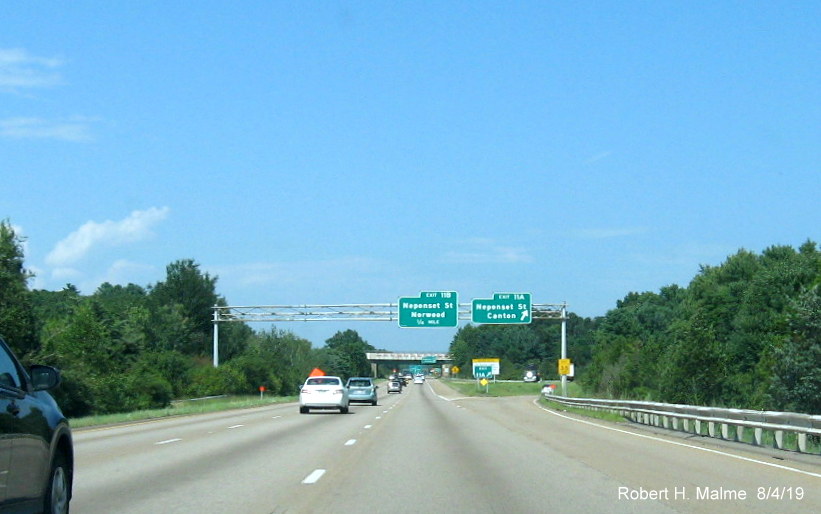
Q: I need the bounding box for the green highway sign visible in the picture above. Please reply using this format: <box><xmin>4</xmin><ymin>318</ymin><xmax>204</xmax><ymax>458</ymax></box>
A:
<box><xmin>472</xmin><ymin>292</ymin><xmax>532</xmax><ymax>324</ymax></box>
<box><xmin>474</xmin><ymin>365</ymin><xmax>493</xmax><ymax>379</ymax></box>
<box><xmin>398</xmin><ymin>291</ymin><xmax>458</xmax><ymax>328</ymax></box>
<box><xmin>421</xmin><ymin>355</ymin><xmax>437</xmax><ymax>364</ymax></box>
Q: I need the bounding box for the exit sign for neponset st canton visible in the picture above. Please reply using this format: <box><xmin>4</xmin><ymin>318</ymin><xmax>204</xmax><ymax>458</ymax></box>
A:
<box><xmin>471</xmin><ymin>292</ymin><xmax>532</xmax><ymax>324</ymax></box>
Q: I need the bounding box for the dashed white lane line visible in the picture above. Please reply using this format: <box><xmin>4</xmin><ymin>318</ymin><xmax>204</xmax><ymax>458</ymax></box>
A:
<box><xmin>155</xmin><ymin>438</ymin><xmax>181</xmax><ymax>445</ymax></box>
<box><xmin>272</xmin><ymin>416</ymin><xmax>282</xmax><ymax>419</ymax></box>
<box><xmin>228</xmin><ymin>424</ymin><xmax>244</xmax><ymax>429</ymax></box>
<box><xmin>363</xmin><ymin>424</ymin><xmax>373</xmax><ymax>429</ymax></box>
<box><xmin>302</xmin><ymin>469</ymin><xmax>326</xmax><ymax>484</ymax></box>
<box><xmin>345</xmin><ymin>439</ymin><xmax>357</xmax><ymax>446</ymax></box>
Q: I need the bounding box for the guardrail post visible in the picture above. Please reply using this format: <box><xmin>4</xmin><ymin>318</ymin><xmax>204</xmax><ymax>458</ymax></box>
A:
<box><xmin>754</xmin><ymin>427</ymin><xmax>763</xmax><ymax>446</ymax></box>
<box><xmin>721</xmin><ymin>423</ymin><xmax>730</xmax><ymax>440</ymax></box>
<box><xmin>708</xmin><ymin>421</ymin><xmax>716</xmax><ymax>437</ymax></box>
<box><xmin>736</xmin><ymin>425</ymin><xmax>745</xmax><ymax>443</ymax></box>
<box><xmin>798</xmin><ymin>433</ymin><xmax>808</xmax><ymax>453</ymax></box>
<box><xmin>695</xmin><ymin>419</ymin><xmax>702</xmax><ymax>434</ymax></box>
<box><xmin>774</xmin><ymin>430</ymin><xmax>784</xmax><ymax>450</ymax></box>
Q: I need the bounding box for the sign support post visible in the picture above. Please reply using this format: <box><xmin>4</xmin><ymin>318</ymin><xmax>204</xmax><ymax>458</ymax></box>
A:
<box><xmin>561</xmin><ymin>304</ymin><xmax>567</xmax><ymax>396</ymax></box>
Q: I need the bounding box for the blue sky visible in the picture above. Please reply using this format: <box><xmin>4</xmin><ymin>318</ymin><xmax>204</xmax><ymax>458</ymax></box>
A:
<box><xmin>2</xmin><ymin>2</ymin><xmax>819</xmax><ymax>353</ymax></box>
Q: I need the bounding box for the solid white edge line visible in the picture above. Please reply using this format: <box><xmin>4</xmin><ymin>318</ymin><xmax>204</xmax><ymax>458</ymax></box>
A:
<box><xmin>533</xmin><ymin>398</ymin><xmax>821</xmax><ymax>480</ymax></box>
<box><xmin>302</xmin><ymin>469</ymin><xmax>326</xmax><ymax>484</ymax></box>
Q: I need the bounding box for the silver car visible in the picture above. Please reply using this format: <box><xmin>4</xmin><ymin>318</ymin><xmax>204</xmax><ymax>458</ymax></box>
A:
<box><xmin>346</xmin><ymin>377</ymin><xmax>378</xmax><ymax>405</ymax></box>
<box><xmin>299</xmin><ymin>376</ymin><xmax>350</xmax><ymax>414</ymax></box>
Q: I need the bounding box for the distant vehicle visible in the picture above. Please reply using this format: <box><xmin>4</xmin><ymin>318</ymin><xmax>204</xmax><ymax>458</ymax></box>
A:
<box><xmin>413</xmin><ymin>374</ymin><xmax>425</xmax><ymax>384</ymax></box>
<box><xmin>0</xmin><ymin>336</ymin><xmax>73</xmax><ymax>514</ymax></box>
<box><xmin>387</xmin><ymin>380</ymin><xmax>403</xmax><ymax>393</ymax></box>
<box><xmin>346</xmin><ymin>377</ymin><xmax>378</xmax><ymax>406</ymax></box>
<box><xmin>299</xmin><ymin>376</ymin><xmax>350</xmax><ymax>414</ymax></box>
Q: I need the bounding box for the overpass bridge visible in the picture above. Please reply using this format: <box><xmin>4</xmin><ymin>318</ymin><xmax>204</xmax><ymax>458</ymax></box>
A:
<box><xmin>365</xmin><ymin>352</ymin><xmax>452</xmax><ymax>377</ymax></box>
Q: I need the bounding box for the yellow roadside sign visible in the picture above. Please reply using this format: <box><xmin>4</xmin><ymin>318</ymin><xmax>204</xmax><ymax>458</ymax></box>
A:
<box><xmin>558</xmin><ymin>358</ymin><xmax>572</xmax><ymax>376</ymax></box>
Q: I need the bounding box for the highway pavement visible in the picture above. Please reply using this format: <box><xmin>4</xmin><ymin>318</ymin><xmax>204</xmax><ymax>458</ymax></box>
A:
<box><xmin>71</xmin><ymin>380</ymin><xmax>821</xmax><ymax>513</ymax></box>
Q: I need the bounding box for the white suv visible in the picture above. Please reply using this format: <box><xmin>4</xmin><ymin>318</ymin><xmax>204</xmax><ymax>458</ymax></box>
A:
<box><xmin>299</xmin><ymin>376</ymin><xmax>350</xmax><ymax>414</ymax></box>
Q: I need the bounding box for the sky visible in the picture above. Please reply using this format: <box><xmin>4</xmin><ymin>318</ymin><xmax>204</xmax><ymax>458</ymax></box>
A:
<box><xmin>2</xmin><ymin>2</ymin><xmax>819</xmax><ymax>353</ymax></box>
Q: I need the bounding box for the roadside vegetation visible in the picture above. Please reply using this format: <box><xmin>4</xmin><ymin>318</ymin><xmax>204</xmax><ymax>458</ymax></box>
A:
<box><xmin>1</xmin><ymin>220</ymin><xmax>385</xmax><ymax>418</ymax></box>
<box><xmin>447</xmin><ymin>241</ymin><xmax>821</xmax><ymax>415</ymax></box>
<box><xmin>1</xmin><ymin>218</ymin><xmax>820</xmax><ymax>418</ymax></box>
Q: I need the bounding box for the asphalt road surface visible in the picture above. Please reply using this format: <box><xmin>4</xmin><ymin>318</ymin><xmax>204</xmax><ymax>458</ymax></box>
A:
<box><xmin>72</xmin><ymin>380</ymin><xmax>821</xmax><ymax>513</ymax></box>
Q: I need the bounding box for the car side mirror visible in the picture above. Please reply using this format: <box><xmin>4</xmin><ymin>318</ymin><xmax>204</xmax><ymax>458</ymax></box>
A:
<box><xmin>30</xmin><ymin>365</ymin><xmax>61</xmax><ymax>391</ymax></box>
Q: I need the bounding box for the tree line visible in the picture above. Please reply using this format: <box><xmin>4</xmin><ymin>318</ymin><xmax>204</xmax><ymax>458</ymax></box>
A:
<box><xmin>582</xmin><ymin>241</ymin><xmax>821</xmax><ymax>414</ymax></box>
<box><xmin>3</xmin><ymin>219</ymin><xmax>819</xmax><ymax>415</ymax></box>
<box><xmin>446</xmin><ymin>240</ymin><xmax>820</xmax><ymax>414</ymax></box>
<box><xmin>0</xmin><ymin>220</ymin><xmax>378</xmax><ymax>417</ymax></box>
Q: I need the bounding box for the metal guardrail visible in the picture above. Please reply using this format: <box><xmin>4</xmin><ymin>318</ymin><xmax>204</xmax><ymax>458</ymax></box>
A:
<box><xmin>544</xmin><ymin>395</ymin><xmax>821</xmax><ymax>454</ymax></box>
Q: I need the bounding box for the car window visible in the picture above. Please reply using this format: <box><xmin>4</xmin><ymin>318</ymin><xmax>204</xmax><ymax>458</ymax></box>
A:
<box><xmin>307</xmin><ymin>377</ymin><xmax>340</xmax><ymax>386</ymax></box>
<box><xmin>0</xmin><ymin>346</ymin><xmax>22</xmax><ymax>389</ymax></box>
<box><xmin>349</xmin><ymin>380</ymin><xmax>370</xmax><ymax>387</ymax></box>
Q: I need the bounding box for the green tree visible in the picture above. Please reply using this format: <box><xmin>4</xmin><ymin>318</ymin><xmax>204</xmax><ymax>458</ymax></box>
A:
<box><xmin>0</xmin><ymin>220</ymin><xmax>38</xmax><ymax>358</ymax></box>
<box><xmin>149</xmin><ymin>259</ymin><xmax>224</xmax><ymax>356</ymax></box>
<box><xmin>770</xmin><ymin>286</ymin><xmax>821</xmax><ymax>413</ymax></box>
<box><xmin>322</xmin><ymin>329</ymin><xmax>374</xmax><ymax>378</ymax></box>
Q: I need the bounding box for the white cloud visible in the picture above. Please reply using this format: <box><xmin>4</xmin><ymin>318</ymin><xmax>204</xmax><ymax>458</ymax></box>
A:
<box><xmin>46</xmin><ymin>207</ymin><xmax>170</xmax><ymax>267</ymax></box>
<box><xmin>50</xmin><ymin>267</ymin><xmax>82</xmax><ymax>281</ymax></box>
<box><xmin>575</xmin><ymin>227</ymin><xmax>648</xmax><ymax>239</ymax></box>
<box><xmin>583</xmin><ymin>151</ymin><xmax>612</xmax><ymax>165</ymax></box>
<box><xmin>441</xmin><ymin>239</ymin><xmax>533</xmax><ymax>264</ymax></box>
<box><xmin>0</xmin><ymin>48</ymin><xmax>64</xmax><ymax>90</ymax></box>
<box><xmin>218</xmin><ymin>257</ymin><xmax>383</xmax><ymax>288</ymax></box>
<box><xmin>0</xmin><ymin>117</ymin><xmax>95</xmax><ymax>142</ymax></box>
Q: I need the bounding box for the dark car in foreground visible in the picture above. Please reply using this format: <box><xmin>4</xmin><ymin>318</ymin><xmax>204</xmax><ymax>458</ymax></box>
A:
<box><xmin>0</xmin><ymin>336</ymin><xmax>73</xmax><ymax>514</ymax></box>
<box><xmin>346</xmin><ymin>377</ymin><xmax>378</xmax><ymax>405</ymax></box>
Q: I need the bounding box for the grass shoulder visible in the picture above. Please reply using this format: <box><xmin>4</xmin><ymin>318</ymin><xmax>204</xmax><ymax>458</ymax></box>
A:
<box><xmin>442</xmin><ymin>379</ymin><xmax>626</xmax><ymax>423</ymax></box>
<box><xmin>443</xmin><ymin>379</ymin><xmax>584</xmax><ymax>397</ymax></box>
<box><xmin>70</xmin><ymin>394</ymin><xmax>297</xmax><ymax>429</ymax></box>
<box><xmin>539</xmin><ymin>396</ymin><xmax>628</xmax><ymax>423</ymax></box>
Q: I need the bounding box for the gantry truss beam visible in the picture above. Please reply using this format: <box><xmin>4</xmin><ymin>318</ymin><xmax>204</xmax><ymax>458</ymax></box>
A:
<box><xmin>213</xmin><ymin>303</ymin><xmax>567</xmax><ymax>323</ymax></box>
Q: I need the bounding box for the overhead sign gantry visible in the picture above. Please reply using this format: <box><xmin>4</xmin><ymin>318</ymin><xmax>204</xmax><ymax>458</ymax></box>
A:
<box><xmin>212</xmin><ymin>294</ymin><xmax>568</xmax><ymax>393</ymax></box>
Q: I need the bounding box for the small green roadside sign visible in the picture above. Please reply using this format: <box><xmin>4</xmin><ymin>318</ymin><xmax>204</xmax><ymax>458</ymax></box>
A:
<box><xmin>474</xmin><ymin>365</ymin><xmax>493</xmax><ymax>379</ymax></box>
<box><xmin>398</xmin><ymin>291</ymin><xmax>458</xmax><ymax>328</ymax></box>
<box><xmin>472</xmin><ymin>292</ymin><xmax>532</xmax><ymax>324</ymax></box>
